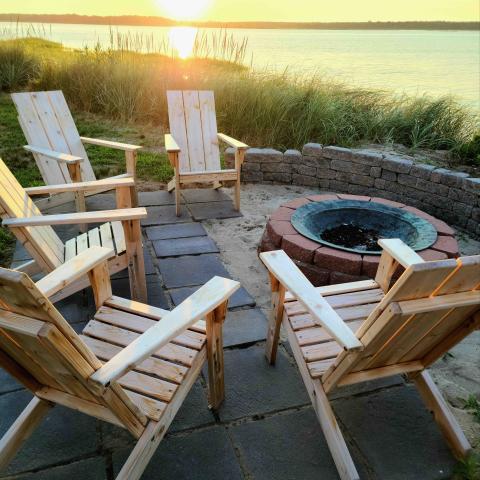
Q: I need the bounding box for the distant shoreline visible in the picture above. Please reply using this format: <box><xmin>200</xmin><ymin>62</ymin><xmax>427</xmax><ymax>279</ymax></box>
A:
<box><xmin>0</xmin><ymin>14</ymin><xmax>479</xmax><ymax>30</ymax></box>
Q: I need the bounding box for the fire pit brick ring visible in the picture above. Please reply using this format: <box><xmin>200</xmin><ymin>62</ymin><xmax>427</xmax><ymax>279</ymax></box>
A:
<box><xmin>259</xmin><ymin>193</ymin><xmax>459</xmax><ymax>286</ymax></box>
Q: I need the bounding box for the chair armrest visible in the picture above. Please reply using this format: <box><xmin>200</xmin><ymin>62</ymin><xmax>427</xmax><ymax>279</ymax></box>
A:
<box><xmin>25</xmin><ymin>177</ymin><xmax>135</xmax><ymax>196</ymax></box>
<box><xmin>24</xmin><ymin>145</ymin><xmax>83</xmax><ymax>164</ymax></box>
<box><xmin>260</xmin><ymin>250</ymin><xmax>363</xmax><ymax>351</ymax></box>
<box><xmin>89</xmin><ymin>276</ymin><xmax>240</xmax><ymax>388</ymax></box>
<box><xmin>2</xmin><ymin>208</ymin><xmax>147</xmax><ymax>227</ymax></box>
<box><xmin>217</xmin><ymin>133</ymin><xmax>249</xmax><ymax>150</ymax></box>
<box><xmin>165</xmin><ymin>134</ymin><xmax>181</xmax><ymax>153</ymax></box>
<box><xmin>80</xmin><ymin>137</ymin><xmax>142</xmax><ymax>152</ymax></box>
<box><xmin>378</xmin><ymin>239</ymin><xmax>425</xmax><ymax>268</ymax></box>
<box><xmin>36</xmin><ymin>246</ymin><xmax>114</xmax><ymax>298</ymax></box>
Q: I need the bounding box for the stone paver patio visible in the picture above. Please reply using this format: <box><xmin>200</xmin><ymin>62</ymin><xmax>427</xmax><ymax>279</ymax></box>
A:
<box><xmin>0</xmin><ymin>188</ymin><xmax>464</xmax><ymax>480</ymax></box>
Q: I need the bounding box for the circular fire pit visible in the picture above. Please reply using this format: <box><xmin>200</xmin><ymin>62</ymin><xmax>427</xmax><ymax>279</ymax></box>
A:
<box><xmin>291</xmin><ymin>199</ymin><xmax>437</xmax><ymax>255</ymax></box>
<box><xmin>260</xmin><ymin>193</ymin><xmax>459</xmax><ymax>286</ymax></box>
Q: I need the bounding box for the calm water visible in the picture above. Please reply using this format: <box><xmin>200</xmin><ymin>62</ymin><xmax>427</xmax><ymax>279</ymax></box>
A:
<box><xmin>2</xmin><ymin>22</ymin><xmax>479</xmax><ymax>109</ymax></box>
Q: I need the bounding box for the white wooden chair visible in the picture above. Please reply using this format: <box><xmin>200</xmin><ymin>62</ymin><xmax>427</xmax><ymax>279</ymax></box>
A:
<box><xmin>11</xmin><ymin>90</ymin><xmax>142</xmax><ymax>211</ymax></box>
<box><xmin>165</xmin><ymin>90</ymin><xmax>248</xmax><ymax>215</ymax></box>
<box><xmin>0</xmin><ymin>156</ymin><xmax>148</xmax><ymax>302</ymax></box>
<box><xmin>0</xmin><ymin>245</ymin><xmax>240</xmax><ymax>480</ymax></box>
<box><xmin>260</xmin><ymin>240</ymin><xmax>480</xmax><ymax>480</ymax></box>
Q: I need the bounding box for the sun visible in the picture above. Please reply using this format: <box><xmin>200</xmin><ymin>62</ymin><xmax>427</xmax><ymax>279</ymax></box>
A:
<box><xmin>156</xmin><ymin>0</ymin><xmax>212</xmax><ymax>21</ymax></box>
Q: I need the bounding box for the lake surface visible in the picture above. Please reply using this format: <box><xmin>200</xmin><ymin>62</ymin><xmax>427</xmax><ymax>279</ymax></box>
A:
<box><xmin>2</xmin><ymin>22</ymin><xmax>479</xmax><ymax>109</ymax></box>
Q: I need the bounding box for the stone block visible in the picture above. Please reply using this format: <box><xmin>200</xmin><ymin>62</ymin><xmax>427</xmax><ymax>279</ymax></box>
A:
<box><xmin>463</xmin><ymin>177</ymin><xmax>480</xmax><ymax>193</ymax></box>
<box><xmin>293</xmin><ymin>163</ymin><xmax>315</xmax><ymax>176</ymax></box>
<box><xmin>370</xmin><ymin>166</ymin><xmax>382</xmax><ymax>178</ymax></box>
<box><xmin>330</xmin><ymin>271</ymin><xmax>366</xmax><ymax>284</ymax></box>
<box><xmin>397</xmin><ymin>174</ymin><xmax>418</xmax><ymax>188</ymax></box>
<box><xmin>410</xmin><ymin>163</ymin><xmax>436</xmax><ymax>179</ymax></box>
<box><xmin>242</xmin><ymin>171</ymin><xmax>263</xmax><ymax>182</ymax></box>
<box><xmin>331</xmin><ymin>159</ymin><xmax>371</xmax><ymax>175</ymax></box>
<box><xmin>266</xmin><ymin>220</ymin><xmax>297</xmax><ymax>246</ymax></box>
<box><xmin>263</xmin><ymin>172</ymin><xmax>292</xmax><ymax>183</ymax></box>
<box><xmin>284</xmin><ymin>149</ymin><xmax>302</xmax><ymax>162</ymax></box>
<box><xmin>329</xmin><ymin>179</ymin><xmax>349</xmax><ymax>192</ymax></box>
<box><xmin>431</xmin><ymin>168</ymin><xmax>469</xmax><ymax>187</ymax></box>
<box><xmin>301</xmin><ymin>155</ymin><xmax>331</xmax><ymax>168</ymax></box>
<box><xmin>374</xmin><ymin>178</ymin><xmax>387</xmax><ymax>189</ymax></box>
<box><xmin>322</xmin><ymin>145</ymin><xmax>353</xmax><ymax>160</ymax></box>
<box><xmin>452</xmin><ymin>202</ymin><xmax>472</xmax><ymax>218</ymax></box>
<box><xmin>281</xmin><ymin>234</ymin><xmax>321</xmax><ymax>263</ymax></box>
<box><xmin>381</xmin><ymin>169</ymin><xmax>397</xmax><ymax>181</ymax></box>
<box><xmin>381</xmin><ymin>155</ymin><xmax>413</xmax><ymax>173</ymax></box>
<box><xmin>362</xmin><ymin>255</ymin><xmax>380</xmax><ymax>278</ymax></box>
<box><xmin>350</xmin><ymin>149</ymin><xmax>383</xmax><ymax>166</ymax></box>
<box><xmin>242</xmin><ymin>161</ymin><xmax>261</xmax><ymax>172</ymax></box>
<box><xmin>218</xmin><ymin>345</ymin><xmax>309</xmax><ymax>421</ymax></box>
<box><xmin>295</xmin><ymin>260</ymin><xmax>331</xmax><ymax>286</ymax></box>
<box><xmin>292</xmin><ymin>174</ymin><xmax>319</xmax><ymax>187</ymax></box>
<box><xmin>314</xmin><ymin>247</ymin><xmax>363</xmax><ymax>275</ymax></box>
<box><xmin>245</xmin><ymin>148</ymin><xmax>283</xmax><ymax>163</ymax></box>
<box><xmin>262</xmin><ymin>162</ymin><xmax>292</xmax><ymax>173</ymax></box>
<box><xmin>432</xmin><ymin>235</ymin><xmax>459</xmax><ymax>258</ymax></box>
<box><xmin>350</xmin><ymin>174</ymin><xmax>374</xmax><ymax>187</ymax></box>
<box><xmin>302</xmin><ymin>142</ymin><xmax>323</xmax><ymax>157</ymax></box>
<box><xmin>316</xmin><ymin>168</ymin><xmax>336</xmax><ymax>179</ymax></box>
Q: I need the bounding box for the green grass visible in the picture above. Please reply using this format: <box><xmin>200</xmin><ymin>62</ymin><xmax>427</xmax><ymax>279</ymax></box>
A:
<box><xmin>453</xmin><ymin>454</ymin><xmax>480</xmax><ymax>480</ymax></box>
<box><xmin>464</xmin><ymin>394</ymin><xmax>480</xmax><ymax>423</ymax></box>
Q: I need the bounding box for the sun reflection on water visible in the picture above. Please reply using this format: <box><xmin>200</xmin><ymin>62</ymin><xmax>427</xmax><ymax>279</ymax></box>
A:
<box><xmin>169</xmin><ymin>27</ymin><xmax>198</xmax><ymax>59</ymax></box>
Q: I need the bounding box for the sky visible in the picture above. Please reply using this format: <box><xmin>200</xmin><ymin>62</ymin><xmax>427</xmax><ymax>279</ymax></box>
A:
<box><xmin>1</xmin><ymin>0</ymin><xmax>479</xmax><ymax>22</ymax></box>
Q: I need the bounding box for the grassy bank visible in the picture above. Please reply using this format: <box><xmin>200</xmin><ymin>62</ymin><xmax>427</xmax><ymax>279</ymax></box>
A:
<box><xmin>0</xmin><ymin>36</ymin><xmax>478</xmax><ymax>165</ymax></box>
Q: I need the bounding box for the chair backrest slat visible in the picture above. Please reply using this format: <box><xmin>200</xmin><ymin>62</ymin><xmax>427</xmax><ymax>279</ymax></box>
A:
<box><xmin>0</xmin><ymin>157</ymin><xmax>64</xmax><ymax>269</ymax></box>
<box><xmin>11</xmin><ymin>91</ymin><xmax>96</xmax><ymax>185</ymax></box>
<box><xmin>166</xmin><ymin>90</ymin><xmax>221</xmax><ymax>173</ymax></box>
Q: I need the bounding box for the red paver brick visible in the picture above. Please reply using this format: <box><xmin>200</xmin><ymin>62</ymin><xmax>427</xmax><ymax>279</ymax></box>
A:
<box><xmin>282</xmin><ymin>234</ymin><xmax>320</xmax><ymax>263</ymax></box>
<box><xmin>337</xmin><ymin>194</ymin><xmax>371</xmax><ymax>202</ymax></box>
<box><xmin>431</xmin><ymin>236</ymin><xmax>459</xmax><ymax>258</ymax></box>
<box><xmin>270</xmin><ymin>207</ymin><xmax>294</xmax><ymax>221</ymax></box>
<box><xmin>266</xmin><ymin>220</ymin><xmax>297</xmax><ymax>246</ymax></box>
<box><xmin>330</xmin><ymin>271</ymin><xmax>367</xmax><ymax>285</ymax></box>
<box><xmin>429</xmin><ymin>218</ymin><xmax>455</xmax><ymax>237</ymax></box>
<box><xmin>418</xmin><ymin>249</ymin><xmax>448</xmax><ymax>262</ymax></box>
<box><xmin>314</xmin><ymin>247</ymin><xmax>363</xmax><ymax>275</ymax></box>
<box><xmin>295</xmin><ymin>261</ymin><xmax>330</xmax><ymax>286</ymax></box>
<box><xmin>361</xmin><ymin>255</ymin><xmax>381</xmax><ymax>278</ymax></box>
<box><xmin>281</xmin><ymin>197</ymin><xmax>312</xmax><ymax>210</ymax></box>
<box><xmin>370</xmin><ymin>197</ymin><xmax>406</xmax><ymax>208</ymax></box>
<box><xmin>259</xmin><ymin>230</ymin><xmax>278</xmax><ymax>253</ymax></box>
<box><xmin>306</xmin><ymin>193</ymin><xmax>339</xmax><ymax>202</ymax></box>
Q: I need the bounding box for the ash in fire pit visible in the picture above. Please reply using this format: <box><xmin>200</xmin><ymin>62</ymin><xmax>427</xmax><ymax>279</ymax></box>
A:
<box><xmin>291</xmin><ymin>200</ymin><xmax>437</xmax><ymax>255</ymax></box>
<box><xmin>322</xmin><ymin>223</ymin><xmax>381</xmax><ymax>251</ymax></box>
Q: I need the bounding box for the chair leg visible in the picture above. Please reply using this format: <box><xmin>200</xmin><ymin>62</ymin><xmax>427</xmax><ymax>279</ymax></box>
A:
<box><xmin>206</xmin><ymin>301</ymin><xmax>228</xmax><ymax>410</ymax></box>
<box><xmin>312</xmin><ymin>380</ymin><xmax>360</xmax><ymax>480</ymax></box>
<box><xmin>265</xmin><ymin>276</ymin><xmax>286</xmax><ymax>365</ymax></box>
<box><xmin>411</xmin><ymin>370</ymin><xmax>471</xmax><ymax>459</ymax></box>
<box><xmin>0</xmin><ymin>397</ymin><xmax>53</xmax><ymax>470</ymax></box>
<box><xmin>174</xmin><ymin>177</ymin><xmax>181</xmax><ymax>217</ymax></box>
<box><xmin>122</xmin><ymin>219</ymin><xmax>148</xmax><ymax>303</ymax></box>
<box><xmin>167</xmin><ymin>178</ymin><xmax>176</xmax><ymax>192</ymax></box>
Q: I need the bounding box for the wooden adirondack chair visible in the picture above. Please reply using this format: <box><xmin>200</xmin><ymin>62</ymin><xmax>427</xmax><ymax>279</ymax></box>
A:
<box><xmin>165</xmin><ymin>90</ymin><xmax>249</xmax><ymax>215</ymax></box>
<box><xmin>0</xmin><ymin>245</ymin><xmax>240</xmax><ymax>480</ymax></box>
<box><xmin>260</xmin><ymin>239</ymin><xmax>480</xmax><ymax>480</ymax></box>
<box><xmin>11</xmin><ymin>90</ymin><xmax>142</xmax><ymax>210</ymax></box>
<box><xmin>0</xmin><ymin>156</ymin><xmax>148</xmax><ymax>303</ymax></box>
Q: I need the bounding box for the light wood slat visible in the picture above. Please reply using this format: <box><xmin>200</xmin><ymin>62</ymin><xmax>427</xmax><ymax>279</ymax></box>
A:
<box><xmin>290</xmin><ymin>303</ymin><xmax>377</xmax><ymax>330</ymax></box>
<box><xmin>296</xmin><ymin>320</ymin><xmax>364</xmax><ymax>347</ymax></box>
<box><xmin>433</xmin><ymin>256</ymin><xmax>480</xmax><ymax>295</ymax></box>
<box><xmin>94</xmin><ymin>306</ymin><xmax>206</xmax><ymax>351</ymax></box>
<box><xmin>217</xmin><ymin>133</ymin><xmax>249</xmax><ymax>150</ymax></box>
<box><xmin>337</xmin><ymin>361</ymin><xmax>424</xmax><ymax>385</ymax></box>
<box><xmin>377</xmin><ymin>239</ymin><xmax>424</xmax><ymax>268</ymax></box>
<box><xmin>76</xmin><ymin>232</ymin><xmax>89</xmax><ymax>254</ymax></box>
<box><xmin>198</xmin><ymin>91</ymin><xmax>221</xmax><ymax>171</ymax></box>
<box><xmin>285</xmin><ymin>289</ymin><xmax>384</xmax><ymax>317</ymax></box>
<box><xmin>81</xmin><ymin>335</ymin><xmax>187</xmax><ymax>384</ymax></box>
<box><xmin>302</xmin><ymin>341</ymin><xmax>343</xmax><ymax>363</ymax></box>
<box><xmin>182</xmin><ymin>91</ymin><xmax>206</xmax><ymax>172</ymax></box>
<box><xmin>88</xmin><ymin>227</ymin><xmax>101</xmax><ymax>247</ymax></box>
<box><xmin>80</xmin><ymin>137</ymin><xmax>142</xmax><ymax>151</ymax></box>
<box><xmin>64</xmin><ymin>238</ymin><xmax>77</xmax><ymax>261</ymax></box>
<box><xmin>307</xmin><ymin>358</ymin><xmax>337</xmax><ymax>378</ymax></box>
<box><xmin>166</xmin><ymin>91</ymin><xmax>190</xmax><ymax>172</ymax></box>
<box><xmin>99</xmin><ymin>223</ymin><xmax>115</xmax><ymax>251</ymax></box>
<box><xmin>46</xmin><ymin>91</ymin><xmax>96</xmax><ymax>182</ymax></box>
<box><xmin>11</xmin><ymin>92</ymin><xmax>67</xmax><ymax>185</ymax></box>
<box><xmin>118</xmin><ymin>370</ymin><xmax>177</xmax><ymax>402</ymax></box>
<box><xmin>112</xmin><ymin>221</ymin><xmax>126</xmax><ymax>254</ymax></box>
<box><xmin>83</xmin><ymin>320</ymin><xmax>197</xmax><ymax>367</ymax></box>
<box><xmin>124</xmin><ymin>390</ymin><xmax>166</xmax><ymax>421</ymax></box>
<box><xmin>285</xmin><ymin>279</ymin><xmax>379</xmax><ymax>302</ymax></box>
<box><xmin>164</xmin><ymin>134</ymin><xmax>180</xmax><ymax>152</ymax></box>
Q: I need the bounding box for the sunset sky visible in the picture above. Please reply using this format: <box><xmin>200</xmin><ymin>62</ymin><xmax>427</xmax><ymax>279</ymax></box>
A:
<box><xmin>2</xmin><ymin>0</ymin><xmax>479</xmax><ymax>22</ymax></box>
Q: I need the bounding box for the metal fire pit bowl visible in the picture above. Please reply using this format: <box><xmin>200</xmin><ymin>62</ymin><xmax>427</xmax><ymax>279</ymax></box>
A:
<box><xmin>291</xmin><ymin>200</ymin><xmax>438</xmax><ymax>255</ymax></box>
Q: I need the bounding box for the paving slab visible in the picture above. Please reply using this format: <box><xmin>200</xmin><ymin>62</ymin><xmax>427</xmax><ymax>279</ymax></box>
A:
<box><xmin>141</xmin><ymin>205</ymin><xmax>192</xmax><ymax>226</ymax></box>
<box><xmin>146</xmin><ymin>222</ymin><xmax>207</xmax><ymax>241</ymax></box>
<box><xmin>168</xmin><ymin>284</ymin><xmax>255</xmax><ymax>310</ymax></box>
<box><xmin>0</xmin><ymin>390</ymin><xmax>98</xmax><ymax>475</ymax></box>
<box><xmin>153</xmin><ymin>236</ymin><xmax>219</xmax><ymax>258</ymax></box>
<box><xmin>85</xmin><ymin>193</ymin><xmax>116</xmax><ymax>210</ymax></box>
<box><xmin>112</xmin><ymin>426</ymin><xmax>243</xmax><ymax>480</ymax></box>
<box><xmin>230</xmin><ymin>408</ymin><xmax>341</xmax><ymax>480</ymax></box>
<box><xmin>110</xmin><ymin>275</ymin><xmax>169</xmax><ymax>309</ymax></box>
<box><xmin>188</xmin><ymin>200</ymin><xmax>243</xmax><ymax>220</ymax></box>
<box><xmin>223</xmin><ymin>308</ymin><xmax>267</xmax><ymax>347</ymax></box>
<box><xmin>159</xmin><ymin>254</ymin><xmax>231</xmax><ymax>289</ymax></box>
<box><xmin>55</xmin><ymin>290</ymin><xmax>92</xmax><ymax>325</ymax></box>
<box><xmin>181</xmin><ymin>188</ymin><xmax>231</xmax><ymax>204</ymax></box>
<box><xmin>0</xmin><ymin>368</ymin><xmax>21</xmax><ymax>395</ymax></box>
<box><xmin>332</xmin><ymin>385</ymin><xmax>456</xmax><ymax>479</ymax></box>
<box><xmin>10</xmin><ymin>457</ymin><xmax>108</xmax><ymax>480</ymax></box>
<box><xmin>112</xmin><ymin>247</ymin><xmax>157</xmax><ymax>278</ymax></box>
<box><xmin>139</xmin><ymin>190</ymin><xmax>176</xmax><ymax>206</ymax></box>
<box><xmin>217</xmin><ymin>344</ymin><xmax>309</xmax><ymax>422</ymax></box>
<box><xmin>329</xmin><ymin>375</ymin><xmax>405</xmax><ymax>400</ymax></box>
<box><xmin>12</xmin><ymin>241</ymin><xmax>31</xmax><ymax>262</ymax></box>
